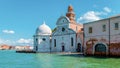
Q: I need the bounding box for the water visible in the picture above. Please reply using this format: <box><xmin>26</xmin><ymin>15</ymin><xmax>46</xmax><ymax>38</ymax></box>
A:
<box><xmin>0</xmin><ymin>50</ymin><xmax>120</xmax><ymax>68</ymax></box>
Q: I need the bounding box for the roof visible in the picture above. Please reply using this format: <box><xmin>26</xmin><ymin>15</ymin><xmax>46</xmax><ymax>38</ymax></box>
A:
<box><xmin>36</xmin><ymin>22</ymin><xmax>52</xmax><ymax>35</ymax></box>
<box><xmin>84</xmin><ymin>14</ymin><xmax>120</xmax><ymax>25</ymax></box>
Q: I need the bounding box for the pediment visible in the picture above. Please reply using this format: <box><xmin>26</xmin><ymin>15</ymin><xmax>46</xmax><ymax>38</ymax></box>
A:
<box><xmin>52</xmin><ymin>28</ymin><xmax>76</xmax><ymax>36</ymax></box>
<box><xmin>56</xmin><ymin>16</ymin><xmax>70</xmax><ymax>25</ymax></box>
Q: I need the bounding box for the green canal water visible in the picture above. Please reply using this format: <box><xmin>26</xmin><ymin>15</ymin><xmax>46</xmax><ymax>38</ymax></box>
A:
<box><xmin>0</xmin><ymin>50</ymin><xmax>120</xmax><ymax>68</ymax></box>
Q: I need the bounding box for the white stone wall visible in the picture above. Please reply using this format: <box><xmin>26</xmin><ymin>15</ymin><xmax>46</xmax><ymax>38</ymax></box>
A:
<box><xmin>84</xmin><ymin>19</ymin><xmax>109</xmax><ymax>37</ymax></box>
<box><xmin>110</xmin><ymin>17</ymin><xmax>120</xmax><ymax>43</ymax></box>
<box><xmin>84</xmin><ymin>16</ymin><xmax>120</xmax><ymax>55</ymax></box>
<box><xmin>51</xmin><ymin>34</ymin><xmax>76</xmax><ymax>52</ymax></box>
<box><xmin>51</xmin><ymin>16</ymin><xmax>78</xmax><ymax>52</ymax></box>
<box><xmin>84</xmin><ymin>19</ymin><xmax>110</xmax><ymax>46</ymax></box>
<box><xmin>84</xmin><ymin>19</ymin><xmax>110</xmax><ymax>54</ymax></box>
<box><xmin>34</xmin><ymin>35</ymin><xmax>51</xmax><ymax>52</ymax></box>
<box><xmin>84</xmin><ymin>16</ymin><xmax>120</xmax><ymax>44</ymax></box>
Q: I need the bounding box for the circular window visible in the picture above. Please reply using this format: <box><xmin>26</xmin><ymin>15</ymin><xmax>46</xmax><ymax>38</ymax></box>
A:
<box><xmin>62</xmin><ymin>28</ymin><xmax>65</xmax><ymax>32</ymax></box>
<box><xmin>42</xmin><ymin>38</ymin><xmax>46</xmax><ymax>41</ymax></box>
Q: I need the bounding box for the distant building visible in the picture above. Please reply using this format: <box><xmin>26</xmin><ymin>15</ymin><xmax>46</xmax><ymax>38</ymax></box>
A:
<box><xmin>0</xmin><ymin>45</ymin><xmax>11</xmax><ymax>50</ymax></box>
<box><xmin>84</xmin><ymin>15</ymin><xmax>120</xmax><ymax>56</ymax></box>
<box><xmin>33</xmin><ymin>5</ymin><xmax>83</xmax><ymax>53</ymax></box>
<box><xmin>15</xmin><ymin>46</ymin><xmax>33</xmax><ymax>50</ymax></box>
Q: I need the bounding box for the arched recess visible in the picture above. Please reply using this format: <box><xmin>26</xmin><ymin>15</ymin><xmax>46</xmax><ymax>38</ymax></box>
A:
<box><xmin>93</xmin><ymin>42</ymin><xmax>108</xmax><ymax>56</ymax></box>
<box><xmin>76</xmin><ymin>43</ymin><xmax>82</xmax><ymax>52</ymax></box>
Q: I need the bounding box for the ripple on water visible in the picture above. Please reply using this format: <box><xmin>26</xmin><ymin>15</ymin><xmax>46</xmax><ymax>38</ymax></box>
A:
<box><xmin>0</xmin><ymin>51</ymin><xmax>120</xmax><ymax>68</ymax></box>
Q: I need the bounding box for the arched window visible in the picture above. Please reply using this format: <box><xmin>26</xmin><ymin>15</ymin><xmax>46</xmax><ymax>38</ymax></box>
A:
<box><xmin>95</xmin><ymin>44</ymin><xmax>106</xmax><ymax>52</ymax></box>
<box><xmin>115</xmin><ymin>23</ymin><xmax>119</xmax><ymax>30</ymax></box>
<box><xmin>54</xmin><ymin>39</ymin><xmax>56</xmax><ymax>47</ymax></box>
<box><xmin>36</xmin><ymin>38</ymin><xmax>38</xmax><ymax>43</ymax></box>
<box><xmin>102</xmin><ymin>25</ymin><xmax>106</xmax><ymax>32</ymax></box>
<box><xmin>71</xmin><ymin>37</ymin><xmax>73</xmax><ymax>46</ymax></box>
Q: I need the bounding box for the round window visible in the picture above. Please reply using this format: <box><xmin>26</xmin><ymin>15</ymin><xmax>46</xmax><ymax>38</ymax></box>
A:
<box><xmin>42</xmin><ymin>38</ymin><xmax>46</xmax><ymax>41</ymax></box>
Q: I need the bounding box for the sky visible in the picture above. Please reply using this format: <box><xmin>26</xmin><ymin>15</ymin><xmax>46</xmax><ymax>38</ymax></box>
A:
<box><xmin>0</xmin><ymin>0</ymin><xmax>120</xmax><ymax>46</ymax></box>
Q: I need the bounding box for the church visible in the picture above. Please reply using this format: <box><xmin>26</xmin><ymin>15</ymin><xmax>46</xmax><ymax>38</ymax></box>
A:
<box><xmin>33</xmin><ymin>5</ymin><xmax>120</xmax><ymax>56</ymax></box>
<box><xmin>33</xmin><ymin>5</ymin><xmax>83</xmax><ymax>53</ymax></box>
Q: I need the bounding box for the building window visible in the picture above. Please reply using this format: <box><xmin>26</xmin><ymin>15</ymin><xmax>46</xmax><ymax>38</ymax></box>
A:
<box><xmin>36</xmin><ymin>38</ymin><xmax>38</xmax><ymax>43</ymax></box>
<box><xmin>54</xmin><ymin>39</ymin><xmax>56</xmax><ymax>47</ymax></box>
<box><xmin>103</xmin><ymin>25</ymin><xmax>106</xmax><ymax>32</ymax></box>
<box><xmin>62</xmin><ymin>27</ymin><xmax>65</xmax><ymax>32</ymax></box>
<box><xmin>71</xmin><ymin>37</ymin><xmax>73</xmax><ymax>46</ymax></box>
<box><xmin>81</xmin><ymin>28</ymin><xmax>83</xmax><ymax>31</ymax></box>
<box><xmin>42</xmin><ymin>38</ymin><xmax>46</xmax><ymax>41</ymax></box>
<box><xmin>115</xmin><ymin>23</ymin><xmax>119</xmax><ymax>30</ymax></box>
<box><xmin>89</xmin><ymin>27</ymin><xmax>92</xmax><ymax>33</ymax></box>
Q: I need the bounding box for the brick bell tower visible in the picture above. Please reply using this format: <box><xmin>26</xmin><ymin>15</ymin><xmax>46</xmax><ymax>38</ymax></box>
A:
<box><xmin>66</xmin><ymin>5</ymin><xmax>76</xmax><ymax>23</ymax></box>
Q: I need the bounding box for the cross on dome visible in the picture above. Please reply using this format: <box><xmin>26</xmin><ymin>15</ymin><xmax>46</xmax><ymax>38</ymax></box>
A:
<box><xmin>43</xmin><ymin>21</ymin><xmax>46</xmax><ymax>25</ymax></box>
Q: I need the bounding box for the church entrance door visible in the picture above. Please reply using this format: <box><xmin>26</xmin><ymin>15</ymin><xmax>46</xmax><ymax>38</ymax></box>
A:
<box><xmin>62</xmin><ymin>46</ymin><xmax>65</xmax><ymax>52</ymax></box>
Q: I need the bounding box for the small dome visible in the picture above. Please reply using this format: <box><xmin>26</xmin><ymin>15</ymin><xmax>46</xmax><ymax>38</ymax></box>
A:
<box><xmin>36</xmin><ymin>22</ymin><xmax>52</xmax><ymax>35</ymax></box>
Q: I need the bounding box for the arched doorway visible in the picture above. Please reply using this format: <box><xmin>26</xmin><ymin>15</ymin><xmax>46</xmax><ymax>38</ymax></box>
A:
<box><xmin>76</xmin><ymin>43</ymin><xmax>81</xmax><ymax>52</ymax></box>
<box><xmin>94</xmin><ymin>43</ymin><xmax>107</xmax><ymax>56</ymax></box>
<box><xmin>62</xmin><ymin>46</ymin><xmax>65</xmax><ymax>52</ymax></box>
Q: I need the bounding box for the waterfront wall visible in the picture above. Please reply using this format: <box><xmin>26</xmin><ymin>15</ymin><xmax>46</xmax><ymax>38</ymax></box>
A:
<box><xmin>84</xmin><ymin>16</ymin><xmax>120</xmax><ymax>56</ymax></box>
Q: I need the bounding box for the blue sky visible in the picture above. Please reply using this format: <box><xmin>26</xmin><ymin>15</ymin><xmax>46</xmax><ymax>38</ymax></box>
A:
<box><xmin>0</xmin><ymin>0</ymin><xmax>120</xmax><ymax>45</ymax></box>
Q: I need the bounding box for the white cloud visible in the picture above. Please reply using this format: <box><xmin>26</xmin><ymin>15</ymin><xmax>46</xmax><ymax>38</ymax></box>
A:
<box><xmin>77</xmin><ymin>11</ymin><xmax>101</xmax><ymax>23</ymax></box>
<box><xmin>77</xmin><ymin>7</ymin><xmax>112</xmax><ymax>23</ymax></box>
<box><xmin>104</xmin><ymin>7</ymin><xmax>111</xmax><ymax>13</ymax></box>
<box><xmin>2</xmin><ymin>30</ymin><xmax>15</xmax><ymax>34</ymax></box>
<box><xmin>17</xmin><ymin>38</ymin><xmax>33</xmax><ymax>44</ymax></box>
<box><xmin>0</xmin><ymin>38</ymin><xmax>33</xmax><ymax>46</ymax></box>
<box><xmin>0</xmin><ymin>39</ymin><xmax>16</xmax><ymax>45</ymax></box>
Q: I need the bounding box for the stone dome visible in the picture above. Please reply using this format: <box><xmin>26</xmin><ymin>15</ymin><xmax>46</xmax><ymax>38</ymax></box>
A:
<box><xmin>36</xmin><ymin>22</ymin><xmax>52</xmax><ymax>35</ymax></box>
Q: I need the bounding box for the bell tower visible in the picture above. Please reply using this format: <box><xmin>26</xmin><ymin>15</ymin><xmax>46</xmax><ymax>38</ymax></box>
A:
<box><xmin>66</xmin><ymin>5</ymin><xmax>76</xmax><ymax>23</ymax></box>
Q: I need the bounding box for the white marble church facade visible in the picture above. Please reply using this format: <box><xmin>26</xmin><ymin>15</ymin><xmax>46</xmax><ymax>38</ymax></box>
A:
<box><xmin>33</xmin><ymin>5</ymin><xmax>83</xmax><ymax>53</ymax></box>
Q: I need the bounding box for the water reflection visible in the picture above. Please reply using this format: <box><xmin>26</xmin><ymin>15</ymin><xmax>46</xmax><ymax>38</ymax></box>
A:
<box><xmin>0</xmin><ymin>51</ymin><xmax>120</xmax><ymax>68</ymax></box>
